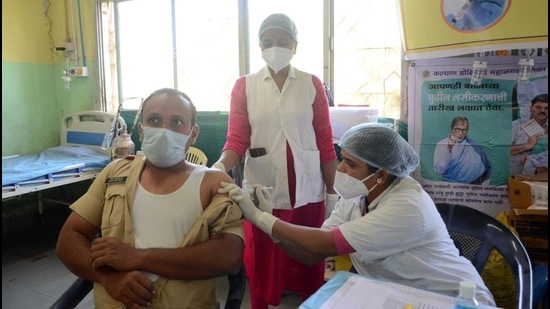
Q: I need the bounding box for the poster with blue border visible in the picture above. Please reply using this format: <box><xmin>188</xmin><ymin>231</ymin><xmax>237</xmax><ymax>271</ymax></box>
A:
<box><xmin>408</xmin><ymin>54</ymin><xmax>548</xmax><ymax>216</ymax></box>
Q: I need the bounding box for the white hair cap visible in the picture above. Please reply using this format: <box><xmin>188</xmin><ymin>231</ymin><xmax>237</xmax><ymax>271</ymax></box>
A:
<box><xmin>338</xmin><ymin>124</ymin><xmax>419</xmax><ymax>178</ymax></box>
<box><xmin>258</xmin><ymin>13</ymin><xmax>298</xmax><ymax>41</ymax></box>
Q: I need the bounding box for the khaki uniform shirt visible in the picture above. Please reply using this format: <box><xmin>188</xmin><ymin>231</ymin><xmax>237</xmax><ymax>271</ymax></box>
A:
<box><xmin>71</xmin><ymin>154</ymin><xmax>244</xmax><ymax>308</ymax></box>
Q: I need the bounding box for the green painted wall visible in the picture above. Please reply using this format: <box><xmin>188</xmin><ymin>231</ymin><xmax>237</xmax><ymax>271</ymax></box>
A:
<box><xmin>2</xmin><ymin>0</ymin><xmax>98</xmax><ymax>156</ymax></box>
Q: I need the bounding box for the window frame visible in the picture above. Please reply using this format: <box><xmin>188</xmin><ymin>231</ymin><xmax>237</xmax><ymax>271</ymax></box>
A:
<box><xmin>96</xmin><ymin>0</ymin><xmax>402</xmax><ymax>118</ymax></box>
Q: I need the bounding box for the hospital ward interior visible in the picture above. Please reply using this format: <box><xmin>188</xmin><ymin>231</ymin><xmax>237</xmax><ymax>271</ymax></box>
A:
<box><xmin>2</xmin><ymin>0</ymin><xmax>548</xmax><ymax>308</ymax></box>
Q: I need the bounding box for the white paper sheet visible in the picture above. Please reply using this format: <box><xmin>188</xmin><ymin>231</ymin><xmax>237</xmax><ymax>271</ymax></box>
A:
<box><xmin>521</xmin><ymin>119</ymin><xmax>545</xmax><ymax>137</ymax></box>
<box><xmin>320</xmin><ymin>276</ymin><xmax>493</xmax><ymax>309</ymax></box>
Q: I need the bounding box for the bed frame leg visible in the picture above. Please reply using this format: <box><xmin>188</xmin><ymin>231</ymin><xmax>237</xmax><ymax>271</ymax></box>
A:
<box><xmin>37</xmin><ymin>191</ymin><xmax>45</xmax><ymax>226</ymax></box>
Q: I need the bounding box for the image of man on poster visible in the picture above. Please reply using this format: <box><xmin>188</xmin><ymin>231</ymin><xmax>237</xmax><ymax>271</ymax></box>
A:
<box><xmin>434</xmin><ymin>116</ymin><xmax>492</xmax><ymax>184</ymax></box>
<box><xmin>510</xmin><ymin>93</ymin><xmax>548</xmax><ymax>175</ymax></box>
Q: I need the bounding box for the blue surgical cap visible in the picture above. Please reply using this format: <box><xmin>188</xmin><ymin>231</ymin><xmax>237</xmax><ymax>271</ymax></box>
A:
<box><xmin>338</xmin><ymin>124</ymin><xmax>419</xmax><ymax>178</ymax></box>
<box><xmin>258</xmin><ymin>13</ymin><xmax>298</xmax><ymax>41</ymax></box>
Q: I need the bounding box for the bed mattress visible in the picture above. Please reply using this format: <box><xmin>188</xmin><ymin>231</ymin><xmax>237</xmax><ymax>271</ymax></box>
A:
<box><xmin>2</xmin><ymin>146</ymin><xmax>110</xmax><ymax>187</ymax></box>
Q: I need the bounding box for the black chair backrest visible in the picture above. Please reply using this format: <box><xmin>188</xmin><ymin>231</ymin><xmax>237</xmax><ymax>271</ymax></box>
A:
<box><xmin>224</xmin><ymin>264</ymin><xmax>246</xmax><ymax>309</ymax></box>
<box><xmin>50</xmin><ymin>265</ymin><xmax>246</xmax><ymax>309</ymax></box>
<box><xmin>435</xmin><ymin>203</ymin><xmax>532</xmax><ymax>309</ymax></box>
<box><xmin>49</xmin><ymin>277</ymin><xmax>92</xmax><ymax>309</ymax></box>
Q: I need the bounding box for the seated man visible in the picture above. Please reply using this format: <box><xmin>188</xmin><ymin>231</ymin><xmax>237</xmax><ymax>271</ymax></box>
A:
<box><xmin>511</xmin><ymin>94</ymin><xmax>548</xmax><ymax>175</ymax></box>
<box><xmin>56</xmin><ymin>88</ymin><xmax>244</xmax><ymax>308</ymax></box>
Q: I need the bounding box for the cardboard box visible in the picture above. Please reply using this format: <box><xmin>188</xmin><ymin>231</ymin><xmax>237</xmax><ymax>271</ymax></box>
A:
<box><xmin>507</xmin><ymin>208</ymin><xmax>548</xmax><ymax>264</ymax></box>
<box><xmin>507</xmin><ymin>174</ymin><xmax>548</xmax><ymax>209</ymax></box>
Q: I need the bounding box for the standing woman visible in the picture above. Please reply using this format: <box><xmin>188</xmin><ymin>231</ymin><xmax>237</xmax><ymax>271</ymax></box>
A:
<box><xmin>212</xmin><ymin>13</ymin><xmax>338</xmax><ymax>309</ymax></box>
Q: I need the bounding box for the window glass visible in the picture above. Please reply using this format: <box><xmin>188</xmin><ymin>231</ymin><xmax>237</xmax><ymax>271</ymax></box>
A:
<box><xmin>174</xmin><ymin>0</ymin><xmax>239</xmax><ymax>110</ymax></box>
<box><xmin>117</xmin><ymin>0</ymin><xmax>174</xmax><ymax>104</ymax></box>
<box><xmin>103</xmin><ymin>0</ymin><xmax>239</xmax><ymax>111</ymax></box>
<box><xmin>333</xmin><ymin>0</ymin><xmax>402</xmax><ymax>118</ymax></box>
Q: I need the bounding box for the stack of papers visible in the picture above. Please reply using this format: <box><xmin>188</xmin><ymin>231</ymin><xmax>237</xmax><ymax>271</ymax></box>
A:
<box><xmin>301</xmin><ymin>272</ymin><xmax>500</xmax><ymax>309</ymax></box>
<box><xmin>320</xmin><ymin>275</ymin><xmax>457</xmax><ymax>309</ymax></box>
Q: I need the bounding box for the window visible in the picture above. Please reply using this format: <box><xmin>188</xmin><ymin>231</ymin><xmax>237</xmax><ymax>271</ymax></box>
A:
<box><xmin>174</xmin><ymin>0</ymin><xmax>239</xmax><ymax>111</ymax></box>
<box><xmin>117</xmin><ymin>0</ymin><xmax>175</xmax><ymax>104</ymax></box>
<box><xmin>98</xmin><ymin>0</ymin><xmax>239</xmax><ymax>111</ymax></box>
<box><xmin>334</xmin><ymin>0</ymin><xmax>402</xmax><ymax>117</ymax></box>
<box><xmin>97</xmin><ymin>0</ymin><xmax>402</xmax><ymax>118</ymax></box>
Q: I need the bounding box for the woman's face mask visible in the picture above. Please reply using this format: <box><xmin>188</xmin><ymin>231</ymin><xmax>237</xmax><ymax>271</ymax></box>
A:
<box><xmin>334</xmin><ymin>170</ymin><xmax>378</xmax><ymax>200</ymax></box>
<box><xmin>262</xmin><ymin>46</ymin><xmax>293</xmax><ymax>73</ymax></box>
<box><xmin>141</xmin><ymin>127</ymin><xmax>189</xmax><ymax>168</ymax></box>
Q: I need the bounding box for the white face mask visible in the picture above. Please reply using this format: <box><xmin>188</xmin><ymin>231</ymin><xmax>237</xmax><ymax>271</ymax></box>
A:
<box><xmin>334</xmin><ymin>171</ymin><xmax>378</xmax><ymax>200</ymax></box>
<box><xmin>262</xmin><ymin>46</ymin><xmax>293</xmax><ymax>73</ymax></box>
<box><xmin>141</xmin><ymin>127</ymin><xmax>189</xmax><ymax>168</ymax></box>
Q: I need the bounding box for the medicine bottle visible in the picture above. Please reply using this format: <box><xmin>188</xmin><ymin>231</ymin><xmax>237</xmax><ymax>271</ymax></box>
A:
<box><xmin>454</xmin><ymin>281</ymin><xmax>478</xmax><ymax>309</ymax></box>
<box><xmin>114</xmin><ymin>124</ymin><xmax>135</xmax><ymax>159</ymax></box>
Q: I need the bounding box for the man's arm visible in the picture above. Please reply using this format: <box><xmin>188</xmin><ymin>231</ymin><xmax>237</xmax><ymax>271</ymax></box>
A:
<box><xmin>56</xmin><ymin>212</ymin><xmax>101</xmax><ymax>279</ymax></box>
<box><xmin>56</xmin><ymin>212</ymin><xmax>155</xmax><ymax>307</ymax></box>
<box><xmin>91</xmin><ymin>233</ymin><xmax>244</xmax><ymax>279</ymax></box>
<box><xmin>510</xmin><ymin>133</ymin><xmax>543</xmax><ymax>155</ymax></box>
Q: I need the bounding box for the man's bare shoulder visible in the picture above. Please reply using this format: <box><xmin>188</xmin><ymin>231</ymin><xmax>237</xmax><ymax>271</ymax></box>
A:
<box><xmin>196</xmin><ymin>167</ymin><xmax>236</xmax><ymax>209</ymax></box>
<box><xmin>202</xmin><ymin>168</ymin><xmax>235</xmax><ymax>195</ymax></box>
<box><xmin>205</xmin><ymin>167</ymin><xmax>234</xmax><ymax>182</ymax></box>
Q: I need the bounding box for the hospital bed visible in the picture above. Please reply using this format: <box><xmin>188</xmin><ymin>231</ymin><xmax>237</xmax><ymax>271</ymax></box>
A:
<box><xmin>2</xmin><ymin>110</ymin><xmax>125</xmax><ymax>215</ymax></box>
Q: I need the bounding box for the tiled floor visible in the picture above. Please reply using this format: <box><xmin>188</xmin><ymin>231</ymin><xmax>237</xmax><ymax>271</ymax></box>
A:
<box><xmin>2</xmin><ymin>203</ymin><xmax>301</xmax><ymax>309</ymax></box>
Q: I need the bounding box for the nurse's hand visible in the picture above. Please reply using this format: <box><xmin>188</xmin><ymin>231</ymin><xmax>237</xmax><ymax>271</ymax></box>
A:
<box><xmin>219</xmin><ymin>182</ymin><xmax>278</xmax><ymax>236</ymax></box>
<box><xmin>244</xmin><ymin>182</ymin><xmax>273</xmax><ymax>213</ymax></box>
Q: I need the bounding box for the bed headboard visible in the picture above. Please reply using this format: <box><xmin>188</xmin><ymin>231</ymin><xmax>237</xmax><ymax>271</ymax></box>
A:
<box><xmin>61</xmin><ymin>110</ymin><xmax>127</xmax><ymax>156</ymax></box>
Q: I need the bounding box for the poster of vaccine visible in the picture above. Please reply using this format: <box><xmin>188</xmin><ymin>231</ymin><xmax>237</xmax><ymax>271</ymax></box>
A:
<box><xmin>398</xmin><ymin>0</ymin><xmax>548</xmax><ymax>60</ymax></box>
<box><xmin>408</xmin><ymin>52</ymin><xmax>548</xmax><ymax>216</ymax></box>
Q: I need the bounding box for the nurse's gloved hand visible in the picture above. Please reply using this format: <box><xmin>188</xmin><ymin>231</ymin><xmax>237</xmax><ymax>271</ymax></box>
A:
<box><xmin>243</xmin><ymin>182</ymin><xmax>273</xmax><ymax>213</ymax></box>
<box><xmin>211</xmin><ymin>162</ymin><xmax>226</xmax><ymax>172</ymax></box>
<box><xmin>219</xmin><ymin>182</ymin><xmax>278</xmax><ymax>237</ymax></box>
<box><xmin>446</xmin><ymin>0</ymin><xmax>505</xmax><ymax>31</ymax></box>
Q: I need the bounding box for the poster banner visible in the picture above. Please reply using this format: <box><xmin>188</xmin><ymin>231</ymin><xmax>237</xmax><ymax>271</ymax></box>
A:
<box><xmin>408</xmin><ymin>55</ymin><xmax>548</xmax><ymax>216</ymax></box>
<box><xmin>398</xmin><ymin>0</ymin><xmax>548</xmax><ymax>60</ymax></box>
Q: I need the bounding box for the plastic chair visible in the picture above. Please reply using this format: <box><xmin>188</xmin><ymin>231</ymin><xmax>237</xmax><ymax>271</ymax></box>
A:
<box><xmin>186</xmin><ymin>146</ymin><xmax>208</xmax><ymax>166</ymax></box>
<box><xmin>49</xmin><ymin>277</ymin><xmax>92</xmax><ymax>309</ymax></box>
<box><xmin>224</xmin><ymin>264</ymin><xmax>247</xmax><ymax>309</ymax></box>
<box><xmin>49</xmin><ymin>265</ymin><xmax>246</xmax><ymax>309</ymax></box>
<box><xmin>435</xmin><ymin>203</ymin><xmax>532</xmax><ymax>309</ymax></box>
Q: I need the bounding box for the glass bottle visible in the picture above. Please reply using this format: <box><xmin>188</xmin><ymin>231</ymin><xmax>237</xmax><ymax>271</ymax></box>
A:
<box><xmin>114</xmin><ymin>124</ymin><xmax>135</xmax><ymax>159</ymax></box>
<box><xmin>454</xmin><ymin>281</ymin><xmax>479</xmax><ymax>309</ymax></box>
